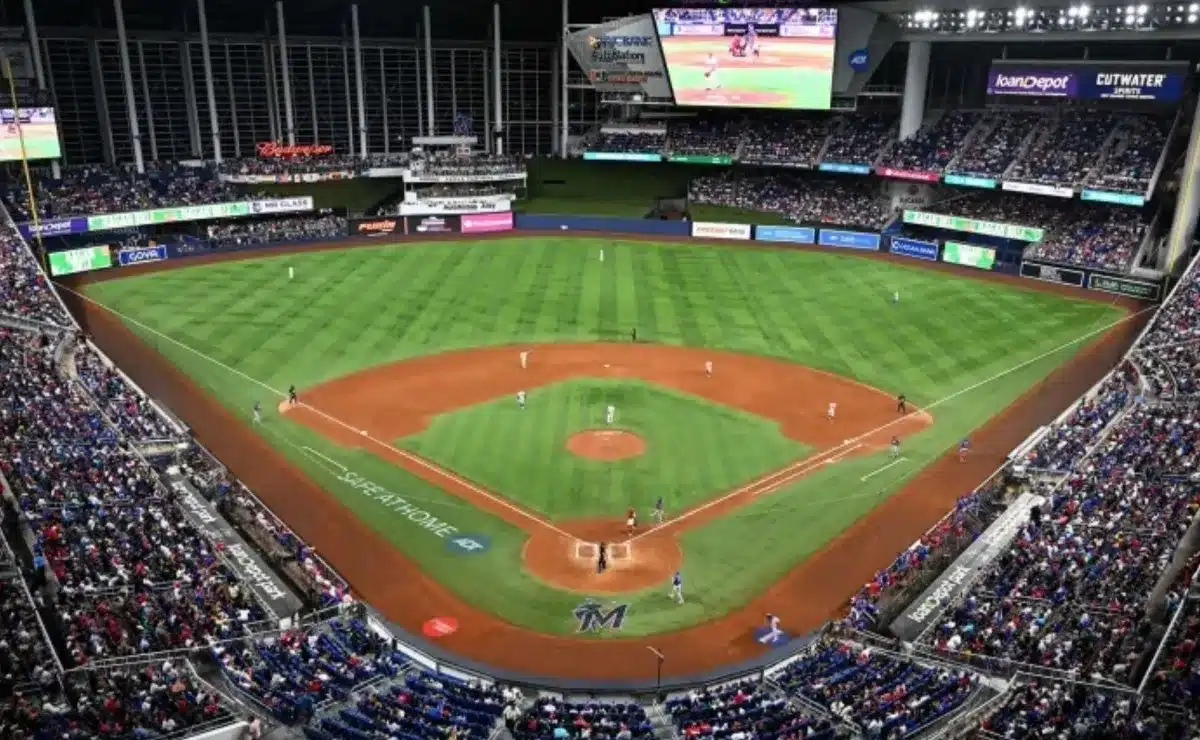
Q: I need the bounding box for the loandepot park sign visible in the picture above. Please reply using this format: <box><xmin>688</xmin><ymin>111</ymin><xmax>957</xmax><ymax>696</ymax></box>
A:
<box><xmin>567</xmin><ymin>14</ymin><xmax>671</xmax><ymax>98</ymax></box>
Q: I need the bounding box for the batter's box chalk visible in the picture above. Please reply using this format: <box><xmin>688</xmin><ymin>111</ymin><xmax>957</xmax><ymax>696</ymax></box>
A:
<box><xmin>610</xmin><ymin>543</ymin><xmax>632</xmax><ymax>561</ymax></box>
<box><xmin>574</xmin><ymin>542</ymin><xmax>597</xmax><ymax>559</ymax></box>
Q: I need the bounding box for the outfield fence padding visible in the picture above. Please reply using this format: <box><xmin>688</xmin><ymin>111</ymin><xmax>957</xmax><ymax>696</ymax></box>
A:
<box><xmin>514</xmin><ymin>214</ymin><xmax>690</xmax><ymax>235</ymax></box>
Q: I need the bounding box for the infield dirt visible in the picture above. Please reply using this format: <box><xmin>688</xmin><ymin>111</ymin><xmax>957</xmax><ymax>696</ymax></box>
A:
<box><xmin>61</xmin><ymin>232</ymin><xmax>1148</xmax><ymax>680</ymax></box>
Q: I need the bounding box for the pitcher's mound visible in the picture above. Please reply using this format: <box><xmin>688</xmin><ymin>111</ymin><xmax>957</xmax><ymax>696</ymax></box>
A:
<box><xmin>567</xmin><ymin>430</ymin><xmax>646</xmax><ymax>461</ymax></box>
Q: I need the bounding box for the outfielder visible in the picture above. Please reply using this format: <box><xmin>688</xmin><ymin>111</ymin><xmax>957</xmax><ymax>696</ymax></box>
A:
<box><xmin>605</xmin><ymin>404</ymin><xmax>615</xmax><ymax>425</ymax></box>
<box><xmin>892</xmin><ymin>291</ymin><xmax>900</xmax><ymax>304</ymax></box>
<box><xmin>520</xmin><ymin>350</ymin><xmax>529</xmax><ymax>369</ymax></box>
<box><xmin>252</xmin><ymin>401</ymin><xmax>262</xmax><ymax>424</ymax></box>
<box><xmin>652</xmin><ymin>496</ymin><xmax>665</xmax><ymax>525</ymax></box>
<box><xmin>517</xmin><ymin>390</ymin><xmax>526</xmax><ymax>410</ymax></box>
<box><xmin>827</xmin><ymin>401</ymin><xmax>837</xmax><ymax>421</ymax></box>
<box><xmin>670</xmin><ymin>571</ymin><xmax>684</xmax><ymax>604</ymax></box>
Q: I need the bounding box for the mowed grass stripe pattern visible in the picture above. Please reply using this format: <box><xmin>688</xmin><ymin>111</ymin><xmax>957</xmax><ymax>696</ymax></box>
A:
<box><xmin>401</xmin><ymin>379</ymin><xmax>809</xmax><ymax>519</ymax></box>
<box><xmin>96</xmin><ymin>239</ymin><xmax>1116</xmax><ymax>407</ymax></box>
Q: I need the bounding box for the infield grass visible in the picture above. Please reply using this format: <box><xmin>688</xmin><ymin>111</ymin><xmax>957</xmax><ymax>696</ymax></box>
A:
<box><xmin>83</xmin><ymin>237</ymin><xmax>1126</xmax><ymax>636</ymax></box>
<box><xmin>402</xmin><ymin>378</ymin><xmax>809</xmax><ymax>519</ymax></box>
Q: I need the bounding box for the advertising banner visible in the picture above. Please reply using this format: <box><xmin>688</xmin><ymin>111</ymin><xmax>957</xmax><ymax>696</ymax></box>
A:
<box><xmin>117</xmin><ymin>245</ymin><xmax>167</xmax><ymax>266</ymax></box>
<box><xmin>220</xmin><ymin>172</ymin><xmax>355</xmax><ymax>184</ymax></box>
<box><xmin>87</xmin><ymin>200</ymin><xmax>253</xmax><ymax>232</ymax></box>
<box><xmin>566</xmin><ymin>14</ymin><xmax>671</xmax><ymax>99</ymax></box>
<box><xmin>668</xmin><ymin>154</ymin><xmax>733</xmax><ymax>165</ymax></box>
<box><xmin>583</xmin><ymin>151</ymin><xmax>662</xmax><ymax>162</ymax></box>
<box><xmin>461</xmin><ymin>212</ymin><xmax>514</xmax><ymax>234</ymax></box>
<box><xmin>1081</xmin><ymin>189</ymin><xmax>1145</xmax><ymax>207</ymax></box>
<box><xmin>397</xmin><ymin>198</ymin><xmax>510</xmax><ymax>215</ymax></box>
<box><xmin>1088</xmin><ymin>273</ymin><xmax>1160</xmax><ymax>300</ymax></box>
<box><xmin>351</xmin><ymin>217</ymin><xmax>404</xmax><ymax>237</ymax></box>
<box><xmin>692</xmin><ymin>221</ymin><xmax>751</xmax><ymax>240</ymax></box>
<box><xmin>889</xmin><ymin>237</ymin><xmax>938</xmax><ymax>261</ymax></box>
<box><xmin>818</xmin><ymin>229</ymin><xmax>880</xmax><ymax>250</ymax></box>
<box><xmin>365</xmin><ymin>167</ymin><xmax>408</xmax><ymax>178</ymax></box>
<box><xmin>17</xmin><ymin>216</ymin><xmax>89</xmax><ymax>239</ymax></box>
<box><xmin>875</xmin><ymin>167</ymin><xmax>940</xmax><ymax>183</ymax></box>
<box><xmin>943</xmin><ymin>173</ymin><xmax>998</xmax><ymax>190</ymax></box>
<box><xmin>403</xmin><ymin>171</ymin><xmax>527</xmax><ymax>184</ymax></box>
<box><xmin>48</xmin><ymin>245</ymin><xmax>113</xmax><ymax>276</ymax></box>
<box><xmin>903</xmin><ymin>210</ymin><xmax>1044</xmax><ymax>242</ymax></box>
<box><xmin>249</xmin><ymin>196</ymin><xmax>315</xmax><ymax>215</ymax></box>
<box><xmin>754</xmin><ymin>225</ymin><xmax>815</xmax><ymax>244</ymax></box>
<box><xmin>1001</xmin><ymin>181</ymin><xmax>1074</xmax><ymax>198</ymax></box>
<box><xmin>818</xmin><ymin>162</ymin><xmax>871</xmax><ymax>175</ymax></box>
<box><xmin>1020</xmin><ymin>260</ymin><xmax>1085</xmax><ymax>287</ymax></box>
<box><xmin>988</xmin><ymin>61</ymin><xmax>1187</xmax><ymax>103</ymax></box>
<box><xmin>408</xmin><ymin>215</ymin><xmax>461</xmax><ymax>234</ymax></box>
<box><xmin>889</xmin><ymin>492</ymin><xmax>1044</xmax><ymax>641</ymax></box>
<box><xmin>256</xmin><ymin>142</ymin><xmax>334</xmax><ymax>157</ymax></box>
<box><xmin>943</xmin><ymin>242</ymin><xmax>997</xmax><ymax>270</ymax></box>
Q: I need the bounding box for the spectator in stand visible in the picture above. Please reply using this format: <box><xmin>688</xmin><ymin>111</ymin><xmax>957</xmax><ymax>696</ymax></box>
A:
<box><xmin>690</xmin><ymin>172</ymin><xmax>894</xmax><ymax>230</ymax></box>
<box><xmin>883</xmin><ymin>110</ymin><xmax>982</xmax><ymax>174</ymax></box>
<box><xmin>593</xmin><ymin>129</ymin><xmax>667</xmax><ymax>156</ymax></box>
<box><xmin>0</xmin><ymin>222</ymin><xmax>70</xmax><ymax>327</ymax></box>
<box><xmin>9</xmin><ymin>163</ymin><xmax>237</xmax><ymax>220</ymax></box>
<box><xmin>949</xmin><ymin>111</ymin><xmax>1044</xmax><ymax>179</ymax></box>
<box><xmin>821</xmin><ymin>111</ymin><xmax>897</xmax><ymax>166</ymax></box>
<box><xmin>977</xmin><ymin>678</ymin><xmax>1181</xmax><ymax>738</ymax></box>
<box><xmin>1008</xmin><ymin>110</ymin><xmax>1121</xmax><ymax>187</ymax></box>
<box><xmin>206</xmin><ymin>214</ymin><xmax>348</xmax><ymax>249</ymax></box>
<box><xmin>666</xmin><ymin>679</ymin><xmax>836</xmax><ymax>740</ymax></box>
<box><xmin>667</xmin><ymin>118</ymin><xmax>742</xmax><ymax>158</ymax></box>
<box><xmin>73</xmin><ymin>340</ymin><xmax>176</xmax><ymax>442</ymax></box>
<box><xmin>739</xmin><ymin>115</ymin><xmax>828</xmax><ymax>167</ymax></box>
<box><xmin>1090</xmin><ymin>115</ymin><xmax>1173</xmax><ymax>195</ymax></box>
<box><xmin>409</xmin><ymin>153</ymin><xmax>524</xmax><ymax>178</ymax></box>
<box><xmin>1023</xmin><ymin>365</ymin><xmax>1138</xmax><ymax>473</ymax></box>
<box><xmin>514</xmin><ymin>697</ymin><xmax>653</xmax><ymax>740</ymax></box>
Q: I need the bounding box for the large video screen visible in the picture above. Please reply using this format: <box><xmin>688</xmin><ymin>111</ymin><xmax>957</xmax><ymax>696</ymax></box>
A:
<box><xmin>652</xmin><ymin>8</ymin><xmax>837</xmax><ymax>109</ymax></box>
<box><xmin>0</xmin><ymin>108</ymin><xmax>60</xmax><ymax>161</ymax></box>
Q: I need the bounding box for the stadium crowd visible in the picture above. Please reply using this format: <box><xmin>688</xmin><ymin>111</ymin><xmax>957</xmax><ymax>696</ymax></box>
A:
<box><xmin>215</xmin><ymin>152</ymin><xmax>366</xmax><ymax>179</ymax></box>
<box><xmin>1007</xmin><ymin>111</ymin><xmax>1122</xmax><ymax>187</ymax></box>
<box><xmin>0</xmin><ymin>223</ymin><xmax>70</xmax><ymax>327</ymax></box>
<box><xmin>1021</xmin><ymin>364</ymin><xmax>1139</xmax><ymax>474</ymax></box>
<box><xmin>881</xmin><ymin>110</ymin><xmax>982</xmax><ymax>174</ymax></box>
<box><xmin>8</xmin><ymin>164</ymin><xmax>237</xmax><ymax>220</ymax></box>
<box><xmin>72</xmin><ymin>339</ymin><xmax>178</xmax><ymax>442</ymax></box>
<box><xmin>666</xmin><ymin>678</ymin><xmax>840</xmax><ymax>740</ymax></box>
<box><xmin>206</xmin><ymin>214</ymin><xmax>348</xmax><ymax>248</ymax></box>
<box><xmin>821</xmin><ymin>112</ymin><xmax>896</xmax><ymax>166</ymax></box>
<box><xmin>514</xmin><ymin>698</ymin><xmax>653</xmax><ymax>740</ymax></box>
<box><xmin>594</xmin><ymin>129</ymin><xmax>667</xmax><ymax>156</ymax></box>
<box><xmin>946</xmin><ymin>111</ymin><xmax>1042</xmax><ymax>180</ymax></box>
<box><xmin>739</xmin><ymin>115</ymin><xmax>828</xmax><ymax>167</ymax></box>
<box><xmin>689</xmin><ymin>173</ymin><xmax>894</xmax><ymax>230</ymax></box>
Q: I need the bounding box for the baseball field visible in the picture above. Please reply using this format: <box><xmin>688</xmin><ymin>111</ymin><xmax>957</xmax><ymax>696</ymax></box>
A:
<box><xmin>71</xmin><ymin>234</ymin><xmax>1139</xmax><ymax>679</ymax></box>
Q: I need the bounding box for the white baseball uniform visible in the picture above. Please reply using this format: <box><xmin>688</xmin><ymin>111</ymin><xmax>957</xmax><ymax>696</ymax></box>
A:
<box><xmin>517</xmin><ymin>391</ymin><xmax>526</xmax><ymax>409</ymax></box>
<box><xmin>606</xmin><ymin>405</ymin><xmax>615</xmax><ymax>425</ymax></box>
<box><xmin>705</xmin><ymin>361</ymin><xmax>713</xmax><ymax>377</ymax></box>
<box><xmin>827</xmin><ymin>402</ymin><xmax>837</xmax><ymax>420</ymax></box>
<box><xmin>520</xmin><ymin>350</ymin><xmax>529</xmax><ymax>369</ymax></box>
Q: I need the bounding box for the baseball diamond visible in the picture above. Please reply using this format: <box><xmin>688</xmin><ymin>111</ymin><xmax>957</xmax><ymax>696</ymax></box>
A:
<box><xmin>68</xmin><ymin>233</ymin><xmax>1140</xmax><ymax>673</ymax></box>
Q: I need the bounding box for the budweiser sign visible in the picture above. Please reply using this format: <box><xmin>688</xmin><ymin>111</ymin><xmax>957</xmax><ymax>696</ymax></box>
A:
<box><xmin>257</xmin><ymin>141</ymin><xmax>334</xmax><ymax>158</ymax></box>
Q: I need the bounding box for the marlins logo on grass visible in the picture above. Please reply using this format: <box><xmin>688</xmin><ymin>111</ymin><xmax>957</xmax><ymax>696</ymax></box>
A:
<box><xmin>574</xmin><ymin>599</ymin><xmax>629</xmax><ymax>632</ymax></box>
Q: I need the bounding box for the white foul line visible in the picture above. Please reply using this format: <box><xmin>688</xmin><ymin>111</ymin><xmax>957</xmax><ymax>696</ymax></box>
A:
<box><xmin>825</xmin><ymin>443</ymin><xmax>863</xmax><ymax>464</ymax></box>
<box><xmin>302</xmin><ymin>445</ymin><xmax>347</xmax><ymax>472</ymax></box>
<box><xmin>57</xmin><ymin>283</ymin><xmax>581</xmax><ymax>543</ymax></box>
<box><xmin>861</xmin><ymin>457</ymin><xmax>907</xmax><ymax>481</ymax></box>
<box><xmin>627</xmin><ymin>304</ymin><xmax>1155</xmax><ymax>544</ymax></box>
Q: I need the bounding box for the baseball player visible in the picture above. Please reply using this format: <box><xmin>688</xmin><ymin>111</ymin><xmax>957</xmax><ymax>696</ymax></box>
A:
<box><xmin>606</xmin><ymin>404</ymin><xmax>616</xmax><ymax>426</ymax></box>
<box><xmin>517</xmin><ymin>390</ymin><xmax>526</xmax><ymax>410</ymax></box>
<box><xmin>652</xmin><ymin>496</ymin><xmax>665</xmax><ymax>525</ymax></box>
<box><xmin>892</xmin><ymin>290</ymin><xmax>900</xmax><ymax>305</ymax></box>
<box><xmin>897</xmin><ymin>394</ymin><xmax>907</xmax><ymax>414</ymax></box>
<box><xmin>958</xmin><ymin>438</ymin><xmax>970</xmax><ymax>463</ymax></box>
<box><xmin>744</xmin><ymin>24</ymin><xmax>760</xmax><ymax>58</ymax></box>
<box><xmin>520</xmin><ymin>350</ymin><xmax>529</xmax><ymax>369</ymax></box>
<box><xmin>704</xmin><ymin>360</ymin><xmax>713</xmax><ymax>378</ymax></box>
<box><xmin>625</xmin><ymin>506</ymin><xmax>637</xmax><ymax>535</ymax></box>
<box><xmin>288</xmin><ymin>385</ymin><xmax>298</xmax><ymax>406</ymax></box>
<box><xmin>827</xmin><ymin>401</ymin><xmax>837</xmax><ymax>421</ymax></box>
<box><xmin>597</xmin><ymin>541</ymin><xmax>608</xmax><ymax>574</ymax></box>
<box><xmin>252</xmin><ymin>401</ymin><xmax>262</xmax><ymax>424</ymax></box>
<box><xmin>631</xmin><ymin>327</ymin><xmax>638</xmax><ymax>342</ymax></box>
<box><xmin>890</xmin><ymin>436</ymin><xmax>901</xmax><ymax>459</ymax></box>
<box><xmin>703</xmin><ymin>52</ymin><xmax>721</xmax><ymax>91</ymax></box>
<box><xmin>762</xmin><ymin>613</ymin><xmax>783</xmax><ymax>644</ymax></box>
<box><xmin>670</xmin><ymin>570</ymin><xmax>684</xmax><ymax>604</ymax></box>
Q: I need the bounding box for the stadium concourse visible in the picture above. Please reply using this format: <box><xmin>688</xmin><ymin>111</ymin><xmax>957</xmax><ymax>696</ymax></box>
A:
<box><xmin>0</xmin><ymin>140</ymin><xmax>1191</xmax><ymax>740</ymax></box>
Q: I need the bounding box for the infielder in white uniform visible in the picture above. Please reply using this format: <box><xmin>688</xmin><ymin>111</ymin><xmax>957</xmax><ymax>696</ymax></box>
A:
<box><xmin>703</xmin><ymin>53</ymin><xmax>721</xmax><ymax>91</ymax></box>
<box><xmin>704</xmin><ymin>360</ymin><xmax>713</xmax><ymax>378</ymax></box>
<box><xmin>517</xmin><ymin>390</ymin><xmax>526</xmax><ymax>410</ymax></box>
<box><xmin>520</xmin><ymin>350</ymin><xmax>529</xmax><ymax>369</ymax></box>
<box><xmin>827</xmin><ymin>401</ymin><xmax>837</xmax><ymax>421</ymax></box>
<box><xmin>605</xmin><ymin>404</ymin><xmax>615</xmax><ymax>425</ymax></box>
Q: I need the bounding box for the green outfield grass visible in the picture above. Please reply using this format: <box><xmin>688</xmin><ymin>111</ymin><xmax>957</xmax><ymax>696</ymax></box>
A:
<box><xmin>83</xmin><ymin>237</ymin><xmax>1125</xmax><ymax>636</ymax></box>
<box><xmin>402</xmin><ymin>378</ymin><xmax>809</xmax><ymax>519</ymax></box>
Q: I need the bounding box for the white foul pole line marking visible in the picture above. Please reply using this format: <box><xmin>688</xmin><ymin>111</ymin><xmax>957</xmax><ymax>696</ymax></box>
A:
<box><xmin>626</xmin><ymin>305</ymin><xmax>1155</xmax><ymax>544</ymax></box>
<box><xmin>58</xmin><ymin>284</ymin><xmax>581</xmax><ymax>543</ymax></box>
<box><xmin>861</xmin><ymin>457</ymin><xmax>907</xmax><ymax>481</ymax></box>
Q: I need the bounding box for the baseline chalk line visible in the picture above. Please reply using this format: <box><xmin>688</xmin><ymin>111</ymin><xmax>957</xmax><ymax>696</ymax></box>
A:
<box><xmin>861</xmin><ymin>457</ymin><xmax>907</xmax><ymax>481</ymax></box>
<box><xmin>302</xmin><ymin>445</ymin><xmax>348</xmax><ymax>472</ymax></box>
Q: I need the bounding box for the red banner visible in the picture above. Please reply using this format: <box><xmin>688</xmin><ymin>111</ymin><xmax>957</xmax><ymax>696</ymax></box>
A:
<box><xmin>876</xmin><ymin>167</ymin><xmax>940</xmax><ymax>183</ymax></box>
<box><xmin>256</xmin><ymin>141</ymin><xmax>334</xmax><ymax>158</ymax></box>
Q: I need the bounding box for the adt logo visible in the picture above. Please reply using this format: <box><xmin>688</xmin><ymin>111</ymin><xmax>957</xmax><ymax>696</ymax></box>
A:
<box><xmin>447</xmin><ymin>534</ymin><xmax>490</xmax><ymax>555</ymax></box>
<box><xmin>848</xmin><ymin>49</ymin><xmax>869</xmax><ymax>73</ymax></box>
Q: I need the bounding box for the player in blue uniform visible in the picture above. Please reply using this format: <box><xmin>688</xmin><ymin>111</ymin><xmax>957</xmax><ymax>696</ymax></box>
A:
<box><xmin>958</xmin><ymin>438</ymin><xmax>970</xmax><ymax>463</ymax></box>
<box><xmin>670</xmin><ymin>570</ymin><xmax>684</xmax><ymax>604</ymax></box>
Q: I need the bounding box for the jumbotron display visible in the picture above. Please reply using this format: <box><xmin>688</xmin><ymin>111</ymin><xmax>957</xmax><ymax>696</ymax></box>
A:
<box><xmin>652</xmin><ymin>8</ymin><xmax>837</xmax><ymax>109</ymax></box>
<box><xmin>0</xmin><ymin>107</ymin><xmax>61</xmax><ymax>160</ymax></box>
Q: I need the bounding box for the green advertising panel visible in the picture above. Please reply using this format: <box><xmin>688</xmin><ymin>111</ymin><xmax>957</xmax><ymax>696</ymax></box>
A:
<box><xmin>943</xmin><ymin>242</ymin><xmax>997</xmax><ymax>271</ymax></box>
<box><xmin>1089</xmin><ymin>273</ymin><xmax>1161</xmax><ymax>300</ymax></box>
<box><xmin>667</xmin><ymin>154</ymin><xmax>733</xmax><ymax>165</ymax></box>
<box><xmin>903</xmin><ymin>210</ymin><xmax>1044</xmax><ymax>242</ymax></box>
<box><xmin>87</xmin><ymin>201</ymin><xmax>252</xmax><ymax>232</ymax></box>
<box><xmin>48</xmin><ymin>246</ymin><xmax>113</xmax><ymax>276</ymax></box>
